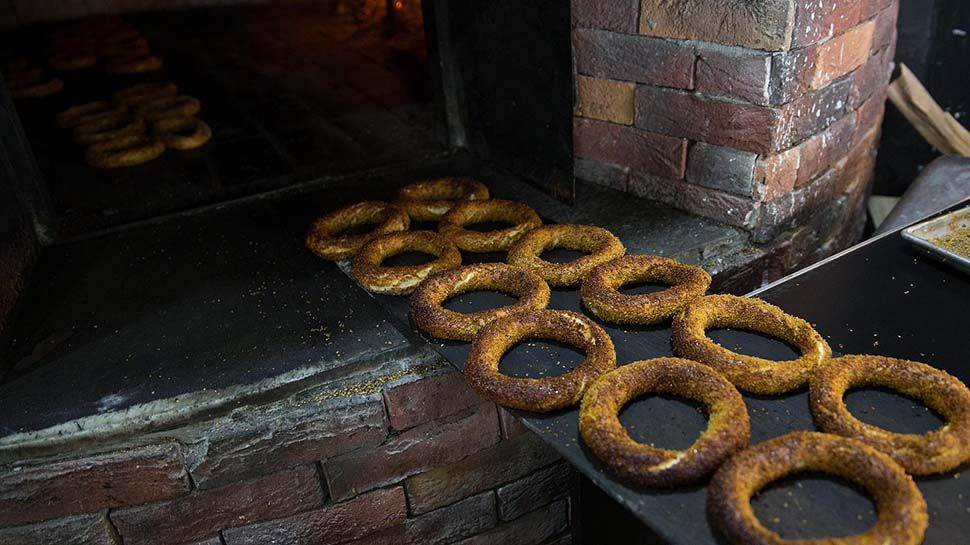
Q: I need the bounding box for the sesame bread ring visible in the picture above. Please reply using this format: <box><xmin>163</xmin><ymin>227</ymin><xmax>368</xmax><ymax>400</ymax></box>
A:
<box><xmin>106</xmin><ymin>54</ymin><xmax>163</xmax><ymax>75</ymax></box>
<box><xmin>507</xmin><ymin>224</ymin><xmax>625</xmax><ymax>288</ymax></box>
<box><xmin>708</xmin><ymin>432</ymin><xmax>927</xmax><ymax>545</ymax></box>
<box><xmin>465</xmin><ymin>309</ymin><xmax>616</xmax><ymax>412</ymax></box>
<box><xmin>135</xmin><ymin>95</ymin><xmax>201</xmax><ymax>123</ymax></box>
<box><xmin>352</xmin><ymin>231</ymin><xmax>461</xmax><ymax>295</ymax></box>
<box><xmin>581</xmin><ymin>255</ymin><xmax>711</xmax><ymax>325</ymax></box>
<box><xmin>671</xmin><ymin>295</ymin><xmax>831</xmax><ymax>395</ymax></box>
<box><xmin>394</xmin><ymin>177</ymin><xmax>490</xmax><ymax>221</ymax></box>
<box><xmin>151</xmin><ymin>116</ymin><xmax>212</xmax><ymax>150</ymax></box>
<box><xmin>810</xmin><ymin>355</ymin><xmax>970</xmax><ymax>475</ymax></box>
<box><xmin>113</xmin><ymin>82</ymin><xmax>178</xmax><ymax>106</ymax></box>
<box><xmin>305</xmin><ymin>201</ymin><xmax>410</xmax><ymax>261</ymax></box>
<box><xmin>580</xmin><ymin>357</ymin><xmax>749</xmax><ymax>487</ymax></box>
<box><xmin>85</xmin><ymin>134</ymin><xmax>164</xmax><ymax>168</ymax></box>
<box><xmin>57</xmin><ymin>101</ymin><xmax>117</xmax><ymax>128</ymax></box>
<box><xmin>74</xmin><ymin>117</ymin><xmax>145</xmax><ymax>145</ymax></box>
<box><xmin>439</xmin><ymin>199</ymin><xmax>541</xmax><ymax>252</ymax></box>
<box><xmin>410</xmin><ymin>263</ymin><xmax>551</xmax><ymax>341</ymax></box>
<box><xmin>11</xmin><ymin>78</ymin><xmax>63</xmax><ymax>99</ymax></box>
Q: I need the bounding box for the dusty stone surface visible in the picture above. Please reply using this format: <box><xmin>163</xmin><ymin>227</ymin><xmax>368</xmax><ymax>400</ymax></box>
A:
<box><xmin>496</xmin><ymin>462</ymin><xmax>572</xmax><ymax>521</ymax></box>
<box><xmin>0</xmin><ymin>513</ymin><xmax>119</xmax><ymax>545</ymax></box>
<box><xmin>451</xmin><ymin>499</ymin><xmax>569</xmax><ymax>545</ymax></box>
<box><xmin>405</xmin><ymin>492</ymin><xmax>497</xmax><ymax>545</ymax></box>
<box><xmin>638</xmin><ymin>0</ymin><xmax>795</xmax><ymax>50</ymax></box>
<box><xmin>383</xmin><ymin>370</ymin><xmax>484</xmax><ymax>432</ymax></box>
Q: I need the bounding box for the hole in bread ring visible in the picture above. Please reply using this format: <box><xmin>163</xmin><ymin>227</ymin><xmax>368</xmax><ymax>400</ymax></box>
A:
<box><xmin>507</xmin><ymin>224</ymin><xmax>626</xmax><ymax>288</ymax></box>
<box><xmin>671</xmin><ymin>295</ymin><xmax>831</xmax><ymax>395</ymax></box>
<box><xmin>439</xmin><ymin>199</ymin><xmax>542</xmax><ymax>252</ymax></box>
<box><xmin>708</xmin><ymin>432</ymin><xmax>927</xmax><ymax>545</ymax></box>
<box><xmin>394</xmin><ymin>177</ymin><xmax>490</xmax><ymax>221</ymax></box>
<box><xmin>410</xmin><ymin>263</ymin><xmax>551</xmax><ymax>341</ymax></box>
<box><xmin>810</xmin><ymin>354</ymin><xmax>970</xmax><ymax>475</ymax></box>
<box><xmin>352</xmin><ymin>231</ymin><xmax>461</xmax><ymax>295</ymax></box>
<box><xmin>580</xmin><ymin>357</ymin><xmax>750</xmax><ymax>487</ymax></box>
<box><xmin>85</xmin><ymin>134</ymin><xmax>164</xmax><ymax>168</ymax></box>
<box><xmin>464</xmin><ymin>309</ymin><xmax>616</xmax><ymax>412</ymax></box>
<box><xmin>581</xmin><ymin>255</ymin><xmax>711</xmax><ymax>325</ymax></box>
<box><xmin>151</xmin><ymin>116</ymin><xmax>212</xmax><ymax>150</ymax></box>
<box><xmin>305</xmin><ymin>201</ymin><xmax>410</xmax><ymax>261</ymax></box>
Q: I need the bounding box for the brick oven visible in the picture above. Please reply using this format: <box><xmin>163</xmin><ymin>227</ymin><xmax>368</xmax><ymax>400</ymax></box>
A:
<box><xmin>0</xmin><ymin>1</ymin><xmax>899</xmax><ymax>544</ymax></box>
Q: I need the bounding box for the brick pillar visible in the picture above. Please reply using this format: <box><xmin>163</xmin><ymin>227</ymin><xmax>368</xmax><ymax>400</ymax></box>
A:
<box><xmin>573</xmin><ymin>0</ymin><xmax>898</xmax><ymax>246</ymax></box>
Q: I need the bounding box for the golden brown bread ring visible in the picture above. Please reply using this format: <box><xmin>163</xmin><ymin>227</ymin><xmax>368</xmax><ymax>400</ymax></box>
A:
<box><xmin>352</xmin><ymin>231</ymin><xmax>461</xmax><ymax>295</ymax></box>
<box><xmin>580</xmin><ymin>357</ymin><xmax>749</xmax><ymax>487</ymax></box>
<box><xmin>507</xmin><ymin>224</ymin><xmax>625</xmax><ymax>288</ymax></box>
<box><xmin>581</xmin><ymin>255</ymin><xmax>711</xmax><ymax>325</ymax></box>
<box><xmin>410</xmin><ymin>263</ymin><xmax>551</xmax><ymax>341</ymax></box>
<box><xmin>57</xmin><ymin>101</ymin><xmax>118</xmax><ymax>129</ymax></box>
<box><xmin>151</xmin><ymin>116</ymin><xmax>212</xmax><ymax>150</ymax></box>
<box><xmin>708</xmin><ymin>431</ymin><xmax>927</xmax><ymax>545</ymax></box>
<box><xmin>10</xmin><ymin>78</ymin><xmax>63</xmax><ymax>99</ymax></box>
<box><xmin>85</xmin><ymin>134</ymin><xmax>164</xmax><ymax>168</ymax></box>
<box><xmin>105</xmin><ymin>54</ymin><xmax>163</xmax><ymax>75</ymax></box>
<box><xmin>394</xmin><ymin>177</ymin><xmax>490</xmax><ymax>221</ymax></box>
<box><xmin>113</xmin><ymin>82</ymin><xmax>178</xmax><ymax>106</ymax></box>
<box><xmin>810</xmin><ymin>354</ymin><xmax>970</xmax><ymax>475</ymax></box>
<box><xmin>671</xmin><ymin>295</ymin><xmax>831</xmax><ymax>395</ymax></box>
<box><xmin>439</xmin><ymin>199</ymin><xmax>541</xmax><ymax>253</ymax></box>
<box><xmin>74</xmin><ymin>117</ymin><xmax>145</xmax><ymax>145</ymax></box>
<box><xmin>135</xmin><ymin>95</ymin><xmax>201</xmax><ymax>123</ymax></box>
<box><xmin>464</xmin><ymin>309</ymin><xmax>616</xmax><ymax>412</ymax></box>
<box><xmin>305</xmin><ymin>201</ymin><xmax>410</xmax><ymax>261</ymax></box>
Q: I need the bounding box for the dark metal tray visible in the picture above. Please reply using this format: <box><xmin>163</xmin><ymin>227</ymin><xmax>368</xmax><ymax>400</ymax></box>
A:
<box><xmin>357</xmin><ymin>224</ymin><xmax>970</xmax><ymax>545</ymax></box>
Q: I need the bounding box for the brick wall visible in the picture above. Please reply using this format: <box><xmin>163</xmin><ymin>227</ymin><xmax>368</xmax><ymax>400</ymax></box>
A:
<box><xmin>0</xmin><ymin>365</ymin><xmax>574</xmax><ymax>545</ymax></box>
<box><xmin>573</xmin><ymin>0</ymin><xmax>898</xmax><ymax>241</ymax></box>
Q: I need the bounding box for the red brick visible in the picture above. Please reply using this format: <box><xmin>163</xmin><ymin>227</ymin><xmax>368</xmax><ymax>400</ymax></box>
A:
<box><xmin>571</xmin><ymin>0</ymin><xmax>639</xmax><ymax>33</ymax></box>
<box><xmin>574</xmin><ymin>117</ymin><xmax>687</xmax><ymax>179</ymax></box>
<box><xmin>855</xmin><ymin>91</ymin><xmax>887</xmax><ymax>140</ymax></box>
<box><xmin>638</xmin><ymin>0</ymin><xmax>793</xmax><ymax>50</ymax></box>
<box><xmin>221</xmin><ymin>487</ymin><xmax>407</xmax><ymax>545</ymax></box>
<box><xmin>573</xmin><ymin>158</ymin><xmax>630</xmax><ymax>192</ymax></box>
<box><xmin>405</xmin><ymin>491</ymin><xmax>497</xmax><ymax>545</ymax></box>
<box><xmin>0</xmin><ymin>513</ymin><xmax>118</xmax><ymax>545</ymax></box>
<box><xmin>756</xmin><ymin>147</ymin><xmax>801</xmax><ymax>202</ymax></box>
<box><xmin>753</xmin><ymin>168</ymin><xmax>843</xmax><ymax>242</ymax></box>
<box><xmin>383</xmin><ymin>370</ymin><xmax>483</xmax><ymax>431</ymax></box>
<box><xmin>849</xmin><ymin>48</ymin><xmax>891</xmax><ymax>109</ymax></box>
<box><xmin>770</xmin><ymin>47</ymin><xmax>816</xmax><ymax>106</ymax></box>
<box><xmin>341</xmin><ymin>525</ymin><xmax>406</xmax><ymax>545</ymax></box>
<box><xmin>191</xmin><ymin>394</ymin><xmax>387</xmax><ymax>489</ymax></box>
<box><xmin>635</xmin><ymin>86</ymin><xmax>783</xmax><ymax>154</ymax></box>
<box><xmin>796</xmin><ymin>113</ymin><xmax>857</xmax><ymax>187</ymax></box>
<box><xmin>496</xmin><ymin>462</ymin><xmax>572</xmax><ymax>521</ymax></box>
<box><xmin>0</xmin><ymin>441</ymin><xmax>190</xmax><ymax>527</ymax></box>
<box><xmin>575</xmin><ymin>76</ymin><xmax>635</xmax><ymax>124</ymax></box>
<box><xmin>573</xmin><ymin>29</ymin><xmax>695</xmax><ymax>89</ymax></box>
<box><xmin>676</xmin><ymin>183</ymin><xmax>759</xmax><ymax>229</ymax></box>
<box><xmin>405</xmin><ymin>433</ymin><xmax>559</xmax><ymax>515</ymax></box>
<box><xmin>695</xmin><ymin>45</ymin><xmax>772</xmax><ymax>105</ymax></box>
<box><xmin>323</xmin><ymin>402</ymin><xmax>500</xmax><ymax>501</ymax></box>
<box><xmin>451</xmin><ymin>499</ymin><xmax>569</xmax><ymax>545</ymax></box>
<box><xmin>860</xmin><ymin>0</ymin><xmax>895</xmax><ymax>22</ymax></box>
<box><xmin>871</xmin><ymin>4</ymin><xmax>899</xmax><ymax>52</ymax></box>
<box><xmin>791</xmin><ymin>0</ymin><xmax>863</xmax><ymax>48</ymax></box>
<box><xmin>110</xmin><ymin>465</ymin><xmax>324</xmax><ymax>545</ymax></box>
<box><xmin>498</xmin><ymin>407</ymin><xmax>528</xmax><ymax>439</ymax></box>
<box><xmin>778</xmin><ymin>76</ymin><xmax>853</xmax><ymax>149</ymax></box>
<box><xmin>811</xmin><ymin>21</ymin><xmax>876</xmax><ymax>89</ymax></box>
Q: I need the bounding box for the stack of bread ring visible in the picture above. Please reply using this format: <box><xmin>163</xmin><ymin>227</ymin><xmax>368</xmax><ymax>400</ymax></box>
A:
<box><xmin>2</xmin><ymin>58</ymin><xmax>63</xmax><ymax>100</ymax></box>
<box><xmin>307</xmin><ymin>177</ymin><xmax>970</xmax><ymax>545</ymax></box>
<box><xmin>56</xmin><ymin>81</ymin><xmax>210</xmax><ymax>168</ymax></box>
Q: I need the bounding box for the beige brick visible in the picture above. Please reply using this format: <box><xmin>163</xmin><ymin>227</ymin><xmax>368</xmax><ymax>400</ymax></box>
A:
<box><xmin>575</xmin><ymin>76</ymin><xmax>635</xmax><ymax>125</ymax></box>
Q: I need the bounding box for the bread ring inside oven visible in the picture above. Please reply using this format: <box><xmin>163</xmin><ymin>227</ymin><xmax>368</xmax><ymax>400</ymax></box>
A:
<box><xmin>507</xmin><ymin>224</ymin><xmax>625</xmax><ymax>288</ymax></box>
<box><xmin>394</xmin><ymin>177</ymin><xmax>490</xmax><ymax>221</ymax></box>
<box><xmin>305</xmin><ymin>201</ymin><xmax>410</xmax><ymax>261</ymax></box>
<box><xmin>439</xmin><ymin>199</ymin><xmax>541</xmax><ymax>253</ymax></box>
<box><xmin>352</xmin><ymin>231</ymin><xmax>461</xmax><ymax>295</ymax></box>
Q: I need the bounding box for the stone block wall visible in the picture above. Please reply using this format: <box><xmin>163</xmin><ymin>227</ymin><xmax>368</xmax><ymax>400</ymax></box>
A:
<box><xmin>0</xmin><ymin>365</ymin><xmax>574</xmax><ymax>545</ymax></box>
<box><xmin>573</xmin><ymin>0</ymin><xmax>898</xmax><ymax>241</ymax></box>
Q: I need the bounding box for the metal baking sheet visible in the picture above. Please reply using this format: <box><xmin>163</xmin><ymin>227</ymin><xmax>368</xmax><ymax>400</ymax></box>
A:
<box><xmin>902</xmin><ymin>206</ymin><xmax>970</xmax><ymax>274</ymax></box>
<box><xmin>357</xmin><ymin>227</ymin><xmax>970</xmax><ymax>545</ymax></box>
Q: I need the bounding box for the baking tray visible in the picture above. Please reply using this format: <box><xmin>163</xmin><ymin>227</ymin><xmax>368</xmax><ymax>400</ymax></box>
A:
<box><xmin>902</xmin><ymin>205</ymin><xmax>970</xmax><ymax>274</ymax></box>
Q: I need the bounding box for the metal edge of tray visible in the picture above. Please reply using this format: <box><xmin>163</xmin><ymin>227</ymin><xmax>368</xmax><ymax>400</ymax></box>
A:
<box><xmin>901</xmin><ymin>207</ymin><xmax>970</xmax><ymax>274</ymax></box>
